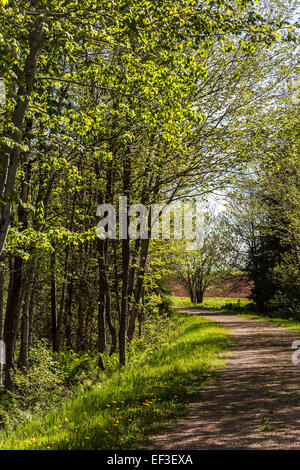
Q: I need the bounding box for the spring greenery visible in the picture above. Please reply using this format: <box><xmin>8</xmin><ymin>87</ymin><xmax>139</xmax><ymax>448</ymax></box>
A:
<box><xmin>0</xmin><ymin>310</ymin><xmax>231</xmax><ymax>449</ymax></box>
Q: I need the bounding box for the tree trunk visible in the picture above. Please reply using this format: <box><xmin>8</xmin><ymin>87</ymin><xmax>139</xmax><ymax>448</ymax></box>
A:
<box><xmin>3</xmin><ymin>256</ymin><xmax>24</xmax><ymax>391</ymax></box>
<box><xmin>28</xmin><ymin>282</ymin><xmax>36</xmax><ymax>351</ymax></box>
<box><xmin>189</xmin><ymin>288</ymin><xmax>195</xmax><ymax>304</ymax></box>
<box><xmin>128</xmin><ymin>239</ymin><xmax>140</xmax><ymax>302</ymax></box>
<box><xmin>138</xmin><ymin>287</ymin><xmax>145</xmax><ymax>339</ymax></box>
<box><xmin>97</xmin><ymin>239</ymin><xmax>106</xmax><ymax>355</ymax></box>
<box><xmin>106</xmin><ymin>285</ymin><xmax>117</xmax><ymax>355</ymax></box>
<box><xmin>50</xmin><ymin>251</ymin><xmax>58</xmax><ymax>353</ymax></box>
<box><xmin>76</xmin><ymin>297</ymin><xmax>84</xmax><ymax>352</ymax></box>
<box><xmin>113</xmin><ymin>240</ymin><xmax>121</xmax><ymax>322</ymax></box>
<box><xmin>119</xmin><ymin>237</ymin><xmax>130</xmax><ymax>366</ymax></box>
<box><xmin>18</xmin><ymin>279</ymin><xmax>33</xmax><ymax>370</ymax></box>
<box><xmin>196</xmin><ymin>290</ymin><xmax>204</xmax><ymax>304</ymax></box>
<box><xmin>0</xmin><ymin>264</ymin><xmax>5</xmax><ymax>390</ymax></box>
<box><xmin>104</xmin><ymin>240</ymin><xmax>117</xmax><ymax>355</ymax></box>
<box><xmin>65</xmin><ymin>276</ymin><xmax>73</xmax><ymax>350</ymax></box>
<box><xmin>119</xmin><ymin>153</ymin><xmax>130</xmax><ymax>366</ymax></box>
<box><xmin>127</xmin><ymin>238</ymin><xmax>150</xmax><ymax>342</ymax></box>
<box><xmin>18</xmin><ymin>253</ymin><xmax>37</xmax><ymax>369</ymax></box>
<box><xmin>0</xmin><ymin>16</ymin><xmax>45</xmax><ymax>256</ymax></box>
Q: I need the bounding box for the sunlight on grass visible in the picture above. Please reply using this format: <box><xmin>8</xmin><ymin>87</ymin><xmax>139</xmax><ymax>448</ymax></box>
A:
<box><xmin>170</xmin><ymin>296</ymin><xmax>300</xmax><ymax>332</ymax></box>
<box><xmin>170</xmin><ymin>296</ymin><xmax>252</xmax><ymax>310</ymax></box>
<box><xmin>235</xmin><ymin>313</ymin><xmax>300</xmax><ymax>333</ymax></box>
<box><xmin>0</xmin><ymin>313</ymin><xmax>232</xmax><ymax>450</ymax></box>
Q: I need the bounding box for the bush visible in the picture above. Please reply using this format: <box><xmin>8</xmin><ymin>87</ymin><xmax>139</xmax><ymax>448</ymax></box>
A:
<box><xmin>100</xmin><ymin>352</ymin><xmax>119</xmax><ymax>377</ymax></box>
<box><xmin>270</xmin><ymin>257</ymin><xmax>300</xmax><ymax>320</ymax></box>
<box><xmin>100</xmin><ymin>311</ymin><xmax>184</xmax><ymax>374</ymax></box>
<box><xmin>55</xmin><ymin>350</ymin><xmax>99</xmax><ymax>385</ymax></box>
<box><xmin>0</xmin><ymin>341</ymin><xmax>65</xmax><ymax>430</ymax></box>
<box><xmin>0</xmin><ymin>304</ymin><xmax>183</xmax><ymax>433</ymax></box>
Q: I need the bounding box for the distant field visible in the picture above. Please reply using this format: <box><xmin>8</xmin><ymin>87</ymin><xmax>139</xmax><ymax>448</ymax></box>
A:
<box><xmin>169</xmin><ymin>274</ymin><xmax>252</xmax><ymax>299</ymax></box>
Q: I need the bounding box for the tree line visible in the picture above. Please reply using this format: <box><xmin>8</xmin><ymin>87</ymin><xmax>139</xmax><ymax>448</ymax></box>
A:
<box><xmin>0</xmin><ymin>0</ymin><xmax>298</xmax><ymax>392</ymax></box>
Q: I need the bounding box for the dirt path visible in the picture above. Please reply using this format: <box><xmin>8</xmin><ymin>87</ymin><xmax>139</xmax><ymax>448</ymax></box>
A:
<box><xmin>148</xmin><ymin>309</ymin><xmax>300</xmax><ymax>449</ymax></box>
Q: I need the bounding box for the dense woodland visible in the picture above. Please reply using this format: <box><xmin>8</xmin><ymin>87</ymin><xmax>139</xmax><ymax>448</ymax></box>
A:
<box><xmin>0</xmin><ymin>0</ymin><xmax>299</xmax><ymax>441</ymax></box>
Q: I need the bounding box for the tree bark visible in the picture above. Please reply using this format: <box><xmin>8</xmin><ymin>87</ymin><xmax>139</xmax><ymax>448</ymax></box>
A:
<box><xmin>76</xmin><ymin>297</ymin><xmax>84</xmax><ymax>351</ymax></box>
<box><xmin>3</xmin><ymin>256</ymin><xmax>24</xmax><ymax>391</ymax></box>
<box><xmin>119</xmin><ymin>237</ymin><xmax>130</xmax><ymax>366</ymax></box>
<box><xmin>28</xmin><ymin>280</ymin><xmax>36</xmax><ymax>350</ymax></box>
<box><xmin>0</xmin><ymin>15</ymin><xmax>45</xmax><ymax>256</ymax></box>
<box><xmin>127</xmin><ymin>238</ymin><xmax>150</xmax><ymax>342</ymax></box>
<box><xmin>18</xmin><ymin>264</ymin><xmax>34</xmax><ymax>370</ymax></box>
<box><xmin>50</xmin><ymin>251</ymin><xmax>58</xmax><ymax>353</ymax></box>
<box><xmin>65</xmin><ymin>276</ymin><xmax>73</xmax><ymax>350</ymax></box>
<box><xmin>138</xmin><ymin>286</ymin><xmax>145</xmax><ymax>339</ymax></box>
<box><xmin>119</xmin><ymin>153</ymin><xmax>130</xmax><ymax>366</ymax></box>
<box><xmin>97</xmin><ymin>239</ymin><xmax>106</xmax><ymax>355</ymax></box>
<box><xmin>0</xmin><ymin>263</ymin><xmax>5</xmax><ymax>390</ymax></box>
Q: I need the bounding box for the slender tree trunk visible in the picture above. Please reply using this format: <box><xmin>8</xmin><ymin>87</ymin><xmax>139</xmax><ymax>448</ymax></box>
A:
<box><xmin>76</xmin><ymin>297</ymin><xmax>84</xmax><ymax>351</ymax></box>
<box><xmin>28</xmin><ymin>281</ymin><xmax>36</xmax><ymax>350</ymax></box>
<box><xmin>65</xmin><ymin>276</ymin><xmax>73</xmax><ymax>350</ymax></box>
<box><xmin>0</xmin><ymin>16</ymin><xmax>45</xmax><ymax>256</ymax></box>
<box><xmin>50</xmin><ymin>251</ymin><xmax>58</xmax><ymax>353</ymax></box>
<box><xmin>3</xmin><ymin>256</ymin><xmax>24</xmax><ymax>391</ymax></box>
<box><xmin>128</xmin><ymin>239</ymin><xmax>140</xmax><ymax>302</ymax></box>
<box><xmin>119</xmin><ymin>237</ymin><xmax>130</xmax><ymax>366</ymax></box>
<box><xmin>113</xmin><ymin>240</ymin><xmax>121</xmax><ymax>322</ymax></box>
<box><xmin>84</xmin><ymin>311</ymin><xmax>92</xmax><ymax>351</ymax></box>
<box><xmin>186</xmin><ymin>272</ymin><xmax>195</xmax><ymax>303</ymax></box>
<box><xmin>119</xmin><ymin>153</ymin><xmax>130</xmax><ymax>366</ymax></box>
<box><xmin>18</xmin><ymin>277</ymin><xmax>33</xmax><ymax>370</ymax></box>
<box><xmin>103</xmin><ymin>240</ymin><xmax>117</xmax><ymax>355</ymax></box>
<box><xmin>57</xmin><ymin>274</ymin><xmax>66</xmax><ymax>352</ymax></box>
<box><xmin>138</xmin><ymin>287</ymin><xmax>145</xmax><ymax>339</ymax></box>
<box><xmin>97</xmin><ymin>239</ymin><xmax>106</xmax><ymax>355</ymax></box>
<box><xmin>18</xmin><ymin>252</ymin><xmax>37</xmax><ymax>369</ymax></box>
<box><xmin>127</xmin><ymin>238</ymin><xmax>150</xmax><ymax>342</ymax></box>
<box><xmin>0</xmin><ymin>264</ymin><xmax>5</xmax><ymax>390</ymax></box>
<box><xmin>104</xmin><ymin>270</ymin><xmax>117</xmax><ymax>356</ymax></box>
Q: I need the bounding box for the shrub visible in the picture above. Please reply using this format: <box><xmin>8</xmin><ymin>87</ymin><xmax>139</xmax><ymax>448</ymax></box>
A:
<box><xmin>55</xmin><ymin>350</ymin><xmax>99</xmax><ymax>386</ymax></box>
<box><xmin>0</xmin><ymin>342</ymin><xmax>65</xmax><ymax>430</ymax></box>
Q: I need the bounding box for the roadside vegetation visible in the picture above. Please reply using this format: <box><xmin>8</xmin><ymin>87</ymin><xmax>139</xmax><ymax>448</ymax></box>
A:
<box><xmin>172</xmin><ymin>296</ymin><xmax>252</xmax><ymax>310</ymax></box>
<box><xmin>171</xmin><ymin>296</ymin><xmax>300</xmax><ymax>333</ymax></box>
<box><xmin>0</xmin><ymin>0</ymin><xmax>298</xmax><ymax>452</ymax></box>
<box><xmin>0</xmin><ymin>309</ymin><xmax>183</xmax><ymax>431</ymax></box>
<box><xmin>0</xmin><ymin>311</ymin><xmax>231</xmax><ymax>450</ymax></box>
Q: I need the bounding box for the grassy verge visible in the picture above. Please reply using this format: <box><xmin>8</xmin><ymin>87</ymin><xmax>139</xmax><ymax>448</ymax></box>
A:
<box><xmin>0</xmin><ymin>312</ymin><xmax>231</xmax><ymax>450</ymax></box>
<box><xmin>171</xmin><ymin>296</ymin><xmax>300</xmax><ymax>333</ymax></box>
<box><xmin>235</xmin><ymin>313</ymin><xmax>300</xmax><ymax>332</ymax></box>
<box><xmin>172</xmin><ymin>296</ymin><xmax>251</xmax><ymax>310</ymax></box>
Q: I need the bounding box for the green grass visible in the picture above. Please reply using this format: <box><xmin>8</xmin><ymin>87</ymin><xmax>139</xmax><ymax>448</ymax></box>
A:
<box><xmin>171</xmin><ymin>296</ymin><xmax>300</xmax><ymax>333</ymax></box>
<box><xmin>0</xmin><ymin>312</ymin><xmax>232</xmax><ymax>450</ymax></box>
<box><xmin>235</xmin><ymin>313</ymin><xmax>300</xmax><ymax>332</ymax></box>
<box><xmin>171</xmin><ymin>296</ymin><xmax>252</xmax><ymax>310</ymax></box>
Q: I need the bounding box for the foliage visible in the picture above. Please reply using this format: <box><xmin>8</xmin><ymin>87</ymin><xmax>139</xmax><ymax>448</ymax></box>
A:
<box><xmin>172</xmin><ymin>214</ymin><xmax>239</xmax><ymax>303</ymax></box>
<box><xmin>0</xmin><ymin>0</ymin><xmax>298</xmax><ymax>448</ymax></box>
<box><xmin>0</xmin><ymin>342</ymin><xmax>65</xmax><ymax>430</ymax></box>
<box><xmin>271</xmin><ymin>254</ymin><xmax>300</xmax><ymax>319</ymax></box>
<box><xmin>0</xmin><ymin>312</ymin><xmax>231</xmax><ymax>450</ymax></box>
<box><xmin>54</xmin><ymin>351</ymin><xmax>100</xmax><ymax>386</ymax></box>
<box><xmin>0</xmin><ymin>307</ymin><xmax>182</xmax><ymax>431</ymax></box>
<box><xmin>223</xmin><ymin>104</ymin><xmax>300</xmax><ymax>315</ymax></box>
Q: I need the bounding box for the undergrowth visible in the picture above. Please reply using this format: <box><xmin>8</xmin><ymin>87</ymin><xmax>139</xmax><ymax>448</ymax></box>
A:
<box><xmin>0</xmin><ymin>312</ymin><xmax>231</xmax><ymax>449</ymax></box>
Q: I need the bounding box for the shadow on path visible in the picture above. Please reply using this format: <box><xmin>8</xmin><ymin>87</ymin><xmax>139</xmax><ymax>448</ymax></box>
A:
<box><xmin>147</xmin><ymin>309</ymin><xmax>300</xmax><ymax>449</ymax></box>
